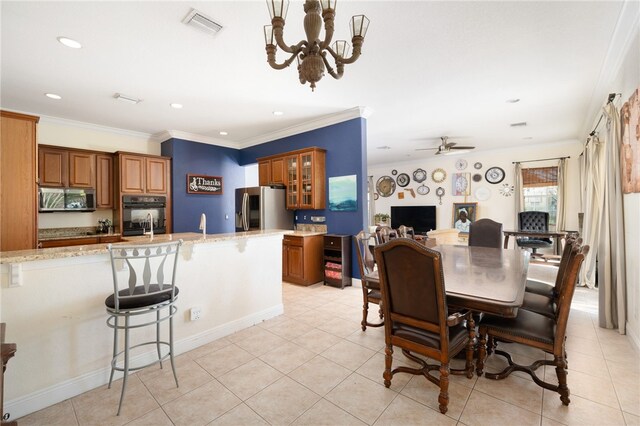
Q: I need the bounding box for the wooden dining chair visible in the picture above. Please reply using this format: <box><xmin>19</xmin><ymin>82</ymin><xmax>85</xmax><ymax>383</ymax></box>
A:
<box><xmin>354</xmin><ymin>231</ymin><xmax>384</xmax><ymax>331</ymax></box>
<box><xmin>376</xmin><ymin>225</ymin><xmax>398</xmax><ymax>243</ymax></box>
<box><xmin>468</xmin><ymin>218</ymin><xmax>502</xmax><ymax>248</ymax></box>
<box><xmin>374</xmin><ymin>239</ymin><xmax>474</xmax><ymax>414</ymax></box>
<box><xmin>397</xmin><ymin>225</ymin><xmax>416</xmax><ymax>239</ymax></box>
<box><xmin>476</xmin><ymin>243</ymin><xmax>589</xmax><ymax>406</ymax></box>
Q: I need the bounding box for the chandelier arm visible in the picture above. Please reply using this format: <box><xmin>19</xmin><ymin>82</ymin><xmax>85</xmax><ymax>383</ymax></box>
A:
<box><xmin>338</xmin><ymin>36</ymin><xmax>364</xmax><ymax>64</ymax></box>
<box><xmin>321</xmin><ymin>53</ymin><xmax>343</xmax><ymax>80</ymax></box>
<box><xmin>320</xmin><ymin>9</ymin><xmax>335</xmax><ymax>49</ymax></box>
<box><xmin>272</xmin><ymin>17</ymin><xmax>308</xmax><ymax>54</ymax></box>
<box><xmin>266</xmin><ymin>46</ymin><xmax>300</xmax><ymax>70</ymax></box>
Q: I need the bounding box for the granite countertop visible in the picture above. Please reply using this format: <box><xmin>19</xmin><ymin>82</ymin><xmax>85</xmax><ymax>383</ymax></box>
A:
<box><xmin>38</xmin><ymin>227</ymin><xmax>121</xmax><ymax>241</ymax></box>
<box><xmin>1</xmin><ymin>230</ymin><xmax>292</xmax><ymax>264</ymax></box>
<box><xmin>287</xmin><ymin>230</ymin><xmax>327</xmax><ymax>237</ymax></box>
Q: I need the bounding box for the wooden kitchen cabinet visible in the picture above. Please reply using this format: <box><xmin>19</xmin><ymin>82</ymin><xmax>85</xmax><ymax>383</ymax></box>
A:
<box><xmin>1</xmin><ymin>110</ymin><xmax>39</xmax><ymax>251</ymax></box>
<box><xmin>118</xmin><ymin>153</ymin><xmax>170</xmax><ymax>194</ymax></box>
<box><xmin>282</xmin><ymin>234</ymin><xmax>324</xmax><ymax>285</ymax></box>
<box><xmin>96</xmin><ymin>154</ymin><xmax>114</xmax><ymax>208</ymax></box>
<box><xmin>258</xmin><ymin>157</ymin><xmax>285</xmax><ymax>186</ymax></box>
<box><xmin>285</xmin><ymin>148</ymin><xmax>326</xmax><ymax>210</ymax></box>
<box><xmin>38</xmin><ymin>146</ymin><xmax>68</xmax><ymax>187</ymax></box>
<box><xmin>68</xmin><ymin>151</ymin><xmax>96</xmax><ymax>188</ymax></box>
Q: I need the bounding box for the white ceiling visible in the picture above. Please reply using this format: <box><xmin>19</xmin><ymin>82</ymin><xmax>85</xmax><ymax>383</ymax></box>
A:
<box><xmin>0</xmin><ymin>1</ymin><xmax>627</xmax><ymax>165</ymax></box>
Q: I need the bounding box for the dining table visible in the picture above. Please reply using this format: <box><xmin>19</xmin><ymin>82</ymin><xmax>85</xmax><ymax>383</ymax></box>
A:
<box><xmin>502</xmin><ymin>230</ymin><xmax>567</xmax><ymax>255</ymax></box>
<box><xmin>433</xmin><ymin>244</ymin><xmax>530</xmax><ymax>318</ymax></box>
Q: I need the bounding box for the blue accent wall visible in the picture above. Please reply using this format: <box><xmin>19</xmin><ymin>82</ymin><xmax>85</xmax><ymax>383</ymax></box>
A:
<box><xmin>161</xmin><ymin>117</ymin><xmax>369</xmax><ymax>279</ymax></box>
<box><xmin>161</xmin><ymin>138</ymin><xmax>243</xmax><ymax>234</ymax></box>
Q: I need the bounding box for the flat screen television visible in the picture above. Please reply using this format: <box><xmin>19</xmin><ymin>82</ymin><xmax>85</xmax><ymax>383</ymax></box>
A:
<box><xmin>390</xmin><ymin>205</ymin><xmax>437</xmax><ymax>235</ymax></box>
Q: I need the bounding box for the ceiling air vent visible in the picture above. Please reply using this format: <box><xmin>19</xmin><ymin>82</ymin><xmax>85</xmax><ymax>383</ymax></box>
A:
<box><xmin>510</xmin><ymin>122</ymin><xmax>527</xmax><ymax>127</ymax></box>
<box><xmin>183</xmin><ymin>9</ymin><xmax>223</xmax><ymax>37</ymax></box>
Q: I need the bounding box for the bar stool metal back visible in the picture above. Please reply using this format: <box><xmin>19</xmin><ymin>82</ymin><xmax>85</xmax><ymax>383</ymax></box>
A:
<box><xmin>106</xmin><ymin>240</ymin><xmax>183</xmax><ymax>415</ymax></box>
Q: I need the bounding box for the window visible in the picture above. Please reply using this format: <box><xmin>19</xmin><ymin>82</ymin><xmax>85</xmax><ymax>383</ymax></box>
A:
<box><xmin>522</xmin><ymin>166</ymin><xmax>558</xmax><ymax>228</ymax></box>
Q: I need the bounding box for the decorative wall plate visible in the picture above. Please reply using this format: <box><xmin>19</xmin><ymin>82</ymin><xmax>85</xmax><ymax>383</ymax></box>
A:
<box><xmin>376</xmin><ymin>176</ymin><xmax>396</xmax><ymax>197</ymax></box>
<box><xmin>472</xmin><ymin>173</ymin><xmax>482</xmax><ymax>182</ymax></box>
<box><xmin>474</xmin><ymin>162</ymin><xmax>483</xmax><ymax>169</ymax></box>
<box><xmin>455</xmin><ymin>159</ymin><xmax>468</xmax><ymax>170</ymax></box>
<box><xmin>373</xmin><ymin>193</ymin><xmax>379</xmax><ymax>200</ymax></box>
<box><xmin>417</xmin><ymin>184</ymin><xmax>430</xmax><ymax>195</ymax></box>
<box><xmin>474</xmin><ymin>186</ymin><xmax>491</xmax><ymax>201</ymax></box>
<box><xmin>436</xmin><ymin>187</ymin><xmax>445</xmax><ymax>205</ymax></box>
<box><xmin>396</xmin><ymin>173</ymin><xmax>410</xmax><ymax>187</ymax></box>
<box><xmin>432</xmin><ymin>168</ymin><xmax>447</xmax><ymax>183</ymax></box>
<box><xmin>500</xmin><ymin>183</ymin><xmax>515</xmax><ymax>197</ymax></box>
<box><xmin>413</xmin><ymin>168</ymin><xmax>427</xmax><ymax>183</ymax></box>
<box><xmin>391</xmin><ymin>169</ymin><xmax>398</xmax><ymax>175</ymax></box>
<box><xmin>485</xmin><ymin>166</ymin><xmax>506</xmax><ymax>184</ymax></box>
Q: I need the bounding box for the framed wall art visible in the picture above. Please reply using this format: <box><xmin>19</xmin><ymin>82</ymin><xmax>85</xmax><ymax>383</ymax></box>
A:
<box><xmin>452</xmin><ymin>202</ymin><xmax>477</xmax><ymax>233</ymax></box>
<box><xmin>187</xmin><ymin>174</ymin><xmax>223</xmax><ymax>194</ymax></box>
<box><xmin>329</xmin><ymin>174</ymin><xmax>357</xmax><ymax>211</ymax></box>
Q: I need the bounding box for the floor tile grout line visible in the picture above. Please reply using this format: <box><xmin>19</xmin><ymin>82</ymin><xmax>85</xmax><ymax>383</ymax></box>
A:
<box><xmin>471</xmin><ymin>382</ymin><xmax>543</xmax><ymax>417</ymax></box>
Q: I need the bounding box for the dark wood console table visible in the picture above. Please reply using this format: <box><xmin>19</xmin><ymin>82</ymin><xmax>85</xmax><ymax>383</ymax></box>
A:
<box><xmin>502</xmin><ymin>230</ymin><xmax>567</xmax><ymax>255</ymax></box>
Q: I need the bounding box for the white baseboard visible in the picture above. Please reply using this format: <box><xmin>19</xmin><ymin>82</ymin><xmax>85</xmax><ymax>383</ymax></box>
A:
<box><xmin>6</xmin><ymin>304</ymin><xmax>283</xmax><ymax>421</ymax></box>
<box><xmin>351</xmin><ymin>278</ymin><xmax>363</xmax><ymax>288</ymax></box>
<box><xmin>626</xmin><ymin>320</ymin><xmax>640</xmax><ymax>352</ymax></box>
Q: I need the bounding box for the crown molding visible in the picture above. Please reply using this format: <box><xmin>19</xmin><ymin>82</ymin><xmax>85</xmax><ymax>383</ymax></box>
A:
<box><xmin>152</xmin><ymin>130</ymin><xmax>238</xmax><ymax>149</ymax></box>
<box><xmin>38</xmin><ymin>115</ymin><xmax>154</xmax><ymax>140</ymax></box>
<box><xmin>580</xmin><ymin>0</ymin><xmax>639</xmax><ymax>138</ymax></box>
<box><xmin>236</xmin><ymin>106</ymin><xmax>373</xmax><ymax>149</ymax></box>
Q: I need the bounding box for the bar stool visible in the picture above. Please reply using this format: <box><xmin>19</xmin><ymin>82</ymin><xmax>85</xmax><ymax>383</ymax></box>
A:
<box><xmin>106</xmin><ymin>240</ymin><xmax>182</xmax><ymax>415</ymax></box>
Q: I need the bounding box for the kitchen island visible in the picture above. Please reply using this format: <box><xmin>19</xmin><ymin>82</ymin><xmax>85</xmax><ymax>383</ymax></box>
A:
<box><xmin>0</xmin><ymin>230</ymin><xmax>288</xmax><ymax>419</ymax></box>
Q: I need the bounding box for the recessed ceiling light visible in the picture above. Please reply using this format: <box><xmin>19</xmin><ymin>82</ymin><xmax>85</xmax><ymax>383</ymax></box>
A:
<box><xmin>57</xmin><ymin>36</ymin><xmax>82</xmax><ymax>49</ymax></box>
<box><xmin>510</xmin><ymin>121</ymin><xmax>527</xmax><ymax>127</ymax></box>
<box><xmin>219</xmin><ymin>131</ymin><xmax>228</xmax><ymax>136</ymax></box>
<box><xmin>272</xmin><ymin>111</ymin><xmax>284</xmax><ymax>116</ymax></box>
<box><xmin>45</xmin><ymin>93</ymin><xmax>62</xmax><ymax>100</ymax></box>
<box><xmin>376</xmin><ymin>145</ymin><xmax>391</xmax><ymax>150</ymax></box>
<box><xmin>506</xmin><ymin>98</ymin><xmax>520</xmax><ymax>103</ymax></box>
<box><xmin>170</xmin><ymin>103</ymin><xmax>183</xmax><ymax>109</ymax></box>
<box><xmin>114</xmin><ymin>93</ymin><xmax>142</xmax><ymax>104</ymax></box>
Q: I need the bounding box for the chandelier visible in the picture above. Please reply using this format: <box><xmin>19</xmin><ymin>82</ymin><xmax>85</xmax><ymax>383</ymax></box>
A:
<box><xmin>264</xmin><ymin>0</ymin><xmax>370</xmax><ymax>91</ymax></box>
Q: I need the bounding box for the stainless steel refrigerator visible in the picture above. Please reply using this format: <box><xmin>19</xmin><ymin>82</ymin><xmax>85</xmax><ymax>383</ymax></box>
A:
<box><xmin>235</xmin><ymin>186</ymin><xmax>293</xmax><ymax>231</ymax></box>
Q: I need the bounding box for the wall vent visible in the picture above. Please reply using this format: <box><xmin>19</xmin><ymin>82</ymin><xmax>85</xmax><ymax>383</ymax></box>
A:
<box><xmin>183</xmin><ymin>9</ymin><xmax>223</xmax><ymax>36</ymax></box>
<box><xmin>510</xmin><ymin>121</ymin><xmax>527</xmax><ymax>127</ymax></box>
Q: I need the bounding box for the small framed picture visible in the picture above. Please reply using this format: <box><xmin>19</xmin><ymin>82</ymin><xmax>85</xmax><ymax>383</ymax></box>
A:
<box><xmin>452</xmin><ymin>202</ymin><xmax>477</xmax><ymax>234</ymax></box>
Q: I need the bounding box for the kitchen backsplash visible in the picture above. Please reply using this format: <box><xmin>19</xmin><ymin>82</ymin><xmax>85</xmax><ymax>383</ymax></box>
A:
<box><xmin>38</xmin><ymin>210</ymin><xmax>113</xmax><ymax>229</ymax></box>
<box><xmin>295</xmin><ymin>224</ymin><xmax>327</xmax><ymax>233</ymax></box>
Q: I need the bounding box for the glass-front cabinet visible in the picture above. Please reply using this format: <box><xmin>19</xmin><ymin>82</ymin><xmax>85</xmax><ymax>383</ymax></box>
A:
<box><xmin>283</xmin><ymin>147</ymin><xmax>326</xmax><ymax>210</ymax></box>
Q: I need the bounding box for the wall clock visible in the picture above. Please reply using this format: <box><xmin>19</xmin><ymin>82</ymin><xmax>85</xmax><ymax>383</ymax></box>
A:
<box><xmin>485</xmin><ymin>167</ymin><xmax>505</xmax><ymax>184</ymax></box>
<box><xmin>373</xmin><ymin>193</ymin><xmax>379</xmax><ymax>200</ymax></box>
<box><xmin>474</xmin><ymin>186</ymin><xmax>491</xmax><ymax>201</ymax></box>
<box><xmin>391</xmin><ymin>169</ymin><xmax>398</xmax><ymax>175</ymax></box>
<box><xmin>474</xmin><ymin>162</ymin><xmax>483</xmax><ymax>169</ymax></box>
<box><xmin>436</xmin><ymin>187</ymin><xmax>445</xmax><ymax>205</ymax></box>
<box><xmin>455</xmin><ymin>159</ymin><xmax>468</xmax><ymax>170</ymax></box>
<box><xmin>417</xmin><ymin>184</ymin><xmax>430</xmax><ymax>195</ymax></box>
<box><xmin>413</xmin><ymin>168</ymin><xmax>427</xmax><ymax>183</ymax></box>
<box><xmin>472</xmin><ymin>173</ymin><xmax>482</xmax><ymax>182</ymax></box>
<box><xmin>432</xmin><ymin>168</ymin><xmax>447</xmax><ymax>183</ymax></box>
<box><xmin>376</xmin><ymin>176</ymin><xmax>396</xmax><ymax>197</ymax></box>
<box><xmin>453</xmin><ymin>173</ymin><xmax>470</xmax><ymax>196</ymax></box>
<box><xmin>396</xmin><ymin>173</ymin><xmax>410</xmax><ymax>187</ymax></box>
<box><xmin>500</xmin><ymin>183</ymin><xmax>515</xmax><ymax>197</ymax></box>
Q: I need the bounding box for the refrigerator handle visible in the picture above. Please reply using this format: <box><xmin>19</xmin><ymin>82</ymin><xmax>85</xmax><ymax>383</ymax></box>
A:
<box><xmin>242</xmin><ymin>192</ymin><xmax>249</xmax><ymax>231</ymax></box>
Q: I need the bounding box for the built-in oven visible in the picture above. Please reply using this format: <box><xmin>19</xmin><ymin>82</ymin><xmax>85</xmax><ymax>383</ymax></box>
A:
<box><xmin>121</xmin><ymin>195</ymin><xmax>167</xmax><ymax>236</ymax></box>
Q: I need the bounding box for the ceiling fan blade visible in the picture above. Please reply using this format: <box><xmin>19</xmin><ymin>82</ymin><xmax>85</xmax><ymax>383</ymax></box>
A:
<box><xmin>415</xmin><ymin>147</ymin><xmax>439</xmax><ymax>151</ymax></box>
<box><xmin>450</xmin><ymin>146</ymin><xmax>475</xmax><ymax>150</ymax></box>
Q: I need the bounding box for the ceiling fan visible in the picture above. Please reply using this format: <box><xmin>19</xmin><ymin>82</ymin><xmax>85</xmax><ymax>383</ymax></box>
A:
<box><xmin>416</xmin><ymin>136</ymin><xmax>475</xmax><ymax>155</ymax></box>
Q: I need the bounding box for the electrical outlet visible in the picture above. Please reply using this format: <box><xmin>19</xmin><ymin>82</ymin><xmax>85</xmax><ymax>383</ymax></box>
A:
<box><xmin>190</xmin><ymin>307</ymin><xmax>202</xmax><ymax>321</ymax></box>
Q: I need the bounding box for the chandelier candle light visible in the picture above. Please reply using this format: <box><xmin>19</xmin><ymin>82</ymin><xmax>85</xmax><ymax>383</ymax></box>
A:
<box><xmin>264</xmin><ymin>0</ymin><xmax>369</xmax><ymax>91</ymax></box>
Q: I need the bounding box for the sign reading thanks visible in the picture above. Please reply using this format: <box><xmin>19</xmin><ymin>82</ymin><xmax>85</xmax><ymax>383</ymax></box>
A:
<box><xmin>187</xmin><ymin>174</ymin><xmax>223</xmax><ymax>194</ymax></box>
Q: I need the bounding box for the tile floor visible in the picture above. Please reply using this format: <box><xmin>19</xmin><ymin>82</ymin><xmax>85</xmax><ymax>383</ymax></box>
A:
<box><xmin>17</xmin><ymin>278</ymin><xmax>639</xmax><ymax>426</ymax></box>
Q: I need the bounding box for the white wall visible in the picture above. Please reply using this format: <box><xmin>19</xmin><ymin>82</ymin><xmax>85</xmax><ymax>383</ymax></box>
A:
<box><xmin>369</xmin><ymin>140</ymin><xmax>583</xmax><ymax>235</ymax></box>
<box><xmin>36</xmin><ymin>117</ymin><xmax>159</xmax><ymax>229</ymax></box>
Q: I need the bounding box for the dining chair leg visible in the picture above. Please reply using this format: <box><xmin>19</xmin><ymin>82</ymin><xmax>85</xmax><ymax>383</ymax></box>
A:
<box><xmin>438</xmin><ymin>363</ymin><xmax>450</xmax><ymax>414</ymax></box>
<box><xmin>476</xmin><ymin>332</ymin><xmax>487</xmax><ymax>377</ymax></box>
<box><xmin>383</xmin><ymin>345</ymin><xmax>393</xmax><ymax>388</ymax></box>
<box><xmin>378</xmin><ymin>302</ymin><xmax>383</xmax><ymax>319</ymax></box>
<box><xmin>465</xmin><ymin>315</ymin><xmax>476</xmax><ymax>378</ymax></box>
<box><xmin>361</xmin><ymin>301</ymin><xmax>369</xmax><ymax>331</ymax></box>
<box><xmin>555</xmin><ymin>355</ymin><xmax>570</xmax><ymax>405</ymax></box>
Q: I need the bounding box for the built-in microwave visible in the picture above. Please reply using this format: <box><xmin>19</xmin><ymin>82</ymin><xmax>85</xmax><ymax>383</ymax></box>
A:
<box><xmin>39</xmin><ymin>188</ymin><xmax>96</xmax><ymax>212</ymax></box>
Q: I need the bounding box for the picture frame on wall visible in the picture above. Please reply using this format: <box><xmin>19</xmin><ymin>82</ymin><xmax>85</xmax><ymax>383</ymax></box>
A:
<box><xmin>187</xmin><ymin>174</ymin><xmax>223</xmax><ymax>194</ymax></box>
<box><xmin>452</xmin><ymin>202</ymin><xmax>477</xmax><ymax>234</ymax></box>
<box><xmin>329</xmin><ymin>174</ymin><xmax>357</xmax><ymax>211</ymax></box>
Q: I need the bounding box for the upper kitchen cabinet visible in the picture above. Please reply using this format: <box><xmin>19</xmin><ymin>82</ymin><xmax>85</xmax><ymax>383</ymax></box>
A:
<box><xmin>1</xmin><ymin>110</ymin><xmax>39</xmax><ymax>251</ymax></box>
<box><xmin>117</xmin><ymin>152</ymin><xmax>170</xmax><ymax>195</ymax></box>
<box><xmin>285</xmin><ymin>147</ymin><xmax>326</xmax><ymax>210</ymax></box>
<box><xmin>258</xmin><ymin>157</ymin><xmax>285</xmax><ymax>186</ymax></box>
<box><xmin>38</xmin><ymin>146</ymin><xmax>97</xmax><ymax>189</ymax></box>
<box><xmin>38</xmin><ymin>146</ymin><xmax>68</xmax><ymax>187</ymax></box>
<box><xmin>96</xmin><ymin>154</ymin><xmax>114</xmax><ymax>209</ymax></box>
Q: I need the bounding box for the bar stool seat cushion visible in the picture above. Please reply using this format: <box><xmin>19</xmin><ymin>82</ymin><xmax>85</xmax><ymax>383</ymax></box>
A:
<box><xmin>105</xmin><ymin>285</ymin><xmax>180</xmax><ymax>310</ymax></box>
